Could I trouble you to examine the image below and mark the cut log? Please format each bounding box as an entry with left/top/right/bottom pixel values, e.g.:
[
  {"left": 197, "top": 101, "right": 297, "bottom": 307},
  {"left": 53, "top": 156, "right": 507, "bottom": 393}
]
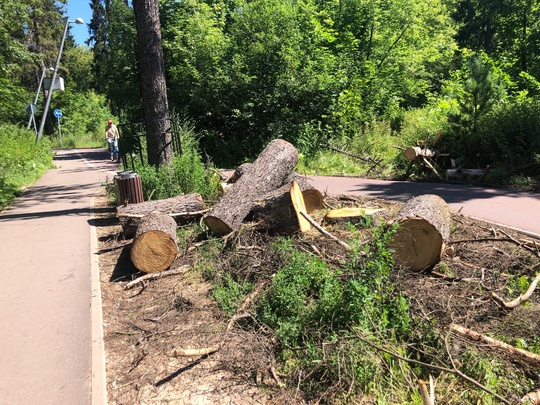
[
  {"left": 249, "top": 173, "right": 324, "bottom": 233},
  {"left": 391, "top": 194, "right": 451, "bottom": 271},
  {"left": 227, "top": 162, "right": 252, "bottom": 184},
  {"left": 130, "top": 212, "right": 179, "bottom": 273},
  {"left": 204, "top": 139, "right": 299, "bottom": 235},
  {"left": 117, "top": 194, "right": 205, "bottom": 238},
  {"left": 404, "top": 147, "right": 438, "bottom": 161},
  {"left": 290, "top": 180, "right": 311, "bottom": 233},
  {"left": 445, "top": 167, "right": 490, "bottom": 182},
  {"left": 323, "top": 207, "right": 385, "bottom": 224}
]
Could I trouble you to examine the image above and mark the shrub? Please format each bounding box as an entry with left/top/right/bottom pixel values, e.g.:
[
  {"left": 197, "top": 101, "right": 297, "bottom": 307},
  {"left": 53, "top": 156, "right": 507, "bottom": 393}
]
[{"left": 0, "top": 124, "right": 53, "bottom": 209}]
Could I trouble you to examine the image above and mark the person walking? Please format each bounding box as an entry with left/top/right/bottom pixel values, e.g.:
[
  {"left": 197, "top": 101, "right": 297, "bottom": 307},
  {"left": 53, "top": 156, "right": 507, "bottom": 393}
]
[{"left": 105, "top": 119, "right": 120, "bottom": 161}]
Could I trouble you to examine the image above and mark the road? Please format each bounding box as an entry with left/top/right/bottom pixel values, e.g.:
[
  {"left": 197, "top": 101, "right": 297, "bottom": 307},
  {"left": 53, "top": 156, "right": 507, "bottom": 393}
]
[
  {"left": 307, "top": 175, "right": 540, "bottom": 238},
  {"left": 0, "top": 149, "right": 538, "bottom": 405}
]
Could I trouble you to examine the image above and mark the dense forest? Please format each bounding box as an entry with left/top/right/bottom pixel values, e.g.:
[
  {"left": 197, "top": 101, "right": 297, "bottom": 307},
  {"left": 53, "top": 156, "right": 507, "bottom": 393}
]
[{"left": 1, "top": 0, "right": 540, "bottom": 185}]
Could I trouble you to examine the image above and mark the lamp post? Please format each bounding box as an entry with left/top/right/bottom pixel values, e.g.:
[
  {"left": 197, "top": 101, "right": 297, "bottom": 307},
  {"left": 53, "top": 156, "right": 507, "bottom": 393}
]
[
  {"left": 28, "top": 66, "right": 54, "bottom": 132},
  {"left": 36, "top": 17, "right": 84, "bottom": 143}
]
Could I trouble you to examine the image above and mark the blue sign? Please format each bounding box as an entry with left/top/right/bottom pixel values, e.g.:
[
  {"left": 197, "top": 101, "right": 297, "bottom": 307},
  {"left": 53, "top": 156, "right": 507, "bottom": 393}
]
[{"left": 53, "top": 109, "right": 62, "bottom": 118}]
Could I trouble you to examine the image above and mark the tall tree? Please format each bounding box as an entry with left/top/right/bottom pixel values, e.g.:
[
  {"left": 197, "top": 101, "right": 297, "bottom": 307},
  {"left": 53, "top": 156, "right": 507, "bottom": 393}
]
[{"left": 132, "top": 0, "right": 172, "bottom": 167}]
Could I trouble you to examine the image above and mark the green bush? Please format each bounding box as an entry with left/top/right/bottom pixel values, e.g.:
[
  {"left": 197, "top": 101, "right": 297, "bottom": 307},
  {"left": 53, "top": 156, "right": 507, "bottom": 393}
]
[
  {"left": 130, "top": 121, "right": 222, "bottom": 201},
  {"left": 255, "top": 225, "right": 414, "bottom": 399},
  {"left": 0, "top": 124, "right": 53, "bottom": 209}
]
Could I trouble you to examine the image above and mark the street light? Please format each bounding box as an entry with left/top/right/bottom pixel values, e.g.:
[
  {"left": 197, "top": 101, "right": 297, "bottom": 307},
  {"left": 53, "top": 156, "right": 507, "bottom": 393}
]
[
  {"left": 28, "top": 66, "right": 54, "bottom": 132},
  {"left": 36, "top": 17, "right": 84, "bottom": 143}
]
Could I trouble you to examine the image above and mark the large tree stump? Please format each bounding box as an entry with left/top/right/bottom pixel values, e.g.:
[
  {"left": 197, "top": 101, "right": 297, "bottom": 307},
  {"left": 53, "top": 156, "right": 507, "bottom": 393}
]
[
  {"left": 391, "top": 194, "right": 450, "bottom": 271},
  {"left": 249, "top": 173, "right": 324, "bottom": 233},
  {"left": 117, "top": 193, "right": 205, "bottom": 238},
  {"left": 204, "top": 139, "right": 299, "bottom": 235},
  {"left": 130, "top": 213, "right": 179, "bottom": 273}
]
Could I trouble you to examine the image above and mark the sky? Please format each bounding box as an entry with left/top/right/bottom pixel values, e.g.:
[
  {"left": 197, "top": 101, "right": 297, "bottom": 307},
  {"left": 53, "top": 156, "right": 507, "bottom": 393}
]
[{"left": 66, "top": 1, "right": 93, "bottom": 46}]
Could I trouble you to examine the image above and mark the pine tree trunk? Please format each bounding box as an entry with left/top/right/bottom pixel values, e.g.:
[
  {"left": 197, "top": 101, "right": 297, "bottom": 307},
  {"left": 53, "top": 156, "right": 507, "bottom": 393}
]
[
  {"left": 204, "top": 139, "right": 299, "bottom": 235},
  {"left": 391, "top": 194, "right": 451, "bottom": 271},
  {"left": 130, "top": 213, "right": 178, "bottom": 273},
  {"left": 132, "top": 0, "right": 172, "bottom": 167}
]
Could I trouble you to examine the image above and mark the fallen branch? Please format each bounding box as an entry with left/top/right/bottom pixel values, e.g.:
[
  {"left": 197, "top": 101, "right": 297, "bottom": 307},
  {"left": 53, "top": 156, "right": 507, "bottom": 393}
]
[
  {"left": 418, "top": 376, "right": 435, "bottom": 405},
  {"left": 353, "top": 332, "right": 511, "bottom": 404},
  {"left": 300, "top": 210, "right": 354, "bottom": 252},
  {"left": 443, "top": 333, "right": 511, "bottom": 405},
  {"left": 173, "top": 346, "right": 219, "bottom": 357},
  {"left": 117, "top": 209, "right": 209, "bottom": 219},
  {"left": 489, "top": 264, "right": 540, "bottom": 309},
  {"left": 450, "top": 324, "right": 540, "bottom": 365},
  {"left": 124, "top": 265, "right": 190, "bottom": 290},
  {"left": 226, "top": 281, "right": 267, "bottom": 332}
]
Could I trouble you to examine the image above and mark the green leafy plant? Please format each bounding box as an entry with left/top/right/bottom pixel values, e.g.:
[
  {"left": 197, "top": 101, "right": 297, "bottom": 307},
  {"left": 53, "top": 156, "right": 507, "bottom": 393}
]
[{"left": 0, "top": 124, "right": 53, "bottom": 209}]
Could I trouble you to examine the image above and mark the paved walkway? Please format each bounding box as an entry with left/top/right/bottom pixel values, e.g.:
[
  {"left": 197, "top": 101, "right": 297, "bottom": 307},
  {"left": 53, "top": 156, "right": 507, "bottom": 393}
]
[{"left": 0, "top": 149, "right": 116, "bottom": 405}]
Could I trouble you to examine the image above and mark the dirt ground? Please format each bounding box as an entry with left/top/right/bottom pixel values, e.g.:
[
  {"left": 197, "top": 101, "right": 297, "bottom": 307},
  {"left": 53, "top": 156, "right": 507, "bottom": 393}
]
[{"left": 93, "top": 187, "right": 540, "bottom": 404}]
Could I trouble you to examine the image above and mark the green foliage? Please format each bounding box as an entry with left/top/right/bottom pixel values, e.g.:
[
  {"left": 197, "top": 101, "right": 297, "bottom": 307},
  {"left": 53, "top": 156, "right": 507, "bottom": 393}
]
[
  {"left": 446, "top": 55, "right": 507, "bottom": 134},
  {"left": 48, "top": 89, "right": 112, "bottom": 147},
  {"left": 256, "top": 224, "right": 413, "bottom": 397},
  {"left": 212, "top": 273, "right": 253, "bottom": 316},
  {"left": 0, "top": 123, "right": 53, "bottom": 209},
  {"left": 130, "top": 122, "right": 221, "bottom": 201}
]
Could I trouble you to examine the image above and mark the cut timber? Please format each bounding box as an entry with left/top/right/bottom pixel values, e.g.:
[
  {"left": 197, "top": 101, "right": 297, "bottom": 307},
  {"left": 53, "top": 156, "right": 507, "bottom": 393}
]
[
  {"left": 392, "top": 194, "right": 450, "bottom": 271},
  {"left": 204, "top": 139, "right": 299, "bottom": 235},
  {"left": 445, "top": 167, "right": 490, "bottom": 182},
  {"left": 117, "top": 194, "right": 205, "bottom": 238},
  {"left": 249, "top": 173, "right": 324, "bottom": 233},
  {"left": 404, "top": 147, "right": 438, "bottom": 161},
  {"left": 323, "top": 207, "right": 384, "bottom": 224},
  {"left": 130, "top": 213, "right": 179, "bottom": 273},
  {"left": 290, "top": 180, "right": 311, "bottom": 233}
]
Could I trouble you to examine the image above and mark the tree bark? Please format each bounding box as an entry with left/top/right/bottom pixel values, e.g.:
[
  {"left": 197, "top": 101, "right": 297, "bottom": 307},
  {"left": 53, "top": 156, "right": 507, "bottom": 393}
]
[
  {"left": 132, "top": 0, "right": 172, "bottom": 167},
  {"left": 204, "top": 139, "right": 299, "bottom": 235},
  {"left": 130, "top": 213, "right": 178, "bottom": 273},
  {"left": 391, "top": 194, "right": 451, "bottom": 271},
  {"left": 249, "top": 173, "right": 323, "bottom": 233},
  {"left": 117, "top": 193, "right": 205, "bottom": 238}
]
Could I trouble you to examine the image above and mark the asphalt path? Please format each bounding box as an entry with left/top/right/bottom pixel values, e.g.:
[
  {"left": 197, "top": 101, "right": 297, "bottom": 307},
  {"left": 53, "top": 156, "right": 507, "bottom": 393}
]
[
  {"left": 0, "top": 148, "right": 116, "bottom": 405},
  {"left": 0, "top": 149, "right": 538, "bottom": 405},
  {"left": 306, "top": 175, "right": 540, "bottom": 238}
]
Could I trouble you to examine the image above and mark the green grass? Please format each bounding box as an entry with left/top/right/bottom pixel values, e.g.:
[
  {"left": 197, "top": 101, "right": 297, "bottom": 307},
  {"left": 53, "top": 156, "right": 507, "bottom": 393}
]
[{"left": 0, "top": 124, "right": 54, "bottom": 209}]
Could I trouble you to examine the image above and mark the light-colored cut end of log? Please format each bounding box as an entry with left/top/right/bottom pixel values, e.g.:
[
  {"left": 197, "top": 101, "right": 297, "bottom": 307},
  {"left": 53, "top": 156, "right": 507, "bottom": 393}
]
[
  {"left": 522, "top": 390, "right": 540, "bottom": 404},
  {"left": 404, "top": 147, "right": 420, "bottom": 161},
  {"left": 290, "top": 180, "right": 311, "bottom": 233},
  {"left": 393, "top": 218, "right": 446, "bottom": 271},
  {"left": 324, "top": 207, "right": 384, "bottom": 220},
  {"left": 203, "top": 215, "right": 233, "bottom": 236},
  {"left": 302, "top": 189, "right": 324, "bottom": 213},
  {"left": 130, "top": 230, "right": 178, "bottom": 273}
]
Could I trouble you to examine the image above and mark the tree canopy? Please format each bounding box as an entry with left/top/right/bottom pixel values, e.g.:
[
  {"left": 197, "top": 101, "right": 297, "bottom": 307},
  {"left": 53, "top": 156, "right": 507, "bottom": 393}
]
[{"left": 1, "top": 0, "right": 540, "bottom": 175}]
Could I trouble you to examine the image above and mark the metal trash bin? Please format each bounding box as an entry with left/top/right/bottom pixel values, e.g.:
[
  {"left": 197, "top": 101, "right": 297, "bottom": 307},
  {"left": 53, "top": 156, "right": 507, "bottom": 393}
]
[{"left": 114, "top": 171, "right": 144, "bottom": 205}]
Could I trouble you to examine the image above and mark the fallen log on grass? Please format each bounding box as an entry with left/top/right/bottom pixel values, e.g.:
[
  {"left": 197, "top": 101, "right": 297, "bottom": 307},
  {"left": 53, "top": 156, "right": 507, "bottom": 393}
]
[
  {"left": 204, "top": 139, "right": 299, "bottom": 235},
  {"left": 391, "top": 194, "right": 451, "bottom": 271},
  {"left": 117, "top": 194, "right": 205, "bottom": 238},
  {"left": 249, "top": 175, "right": 323, "bottom": 233},
  {"left": 130, "top": 213, "right": 179, "bottom": 273},
  {"left": 323, "top": 207, "right": 385, "bottom": 224}
]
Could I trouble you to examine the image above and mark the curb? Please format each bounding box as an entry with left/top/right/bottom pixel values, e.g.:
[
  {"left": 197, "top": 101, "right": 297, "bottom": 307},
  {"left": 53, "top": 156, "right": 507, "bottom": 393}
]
[{"left": 90, "top": 194, "right": 108, "bottom": 404}]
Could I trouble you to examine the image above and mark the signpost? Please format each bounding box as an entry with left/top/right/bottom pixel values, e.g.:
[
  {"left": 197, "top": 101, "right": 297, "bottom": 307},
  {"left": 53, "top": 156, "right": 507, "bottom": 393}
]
[{"left": 54, "top": 109, "right": 63, "bottom": 147}]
